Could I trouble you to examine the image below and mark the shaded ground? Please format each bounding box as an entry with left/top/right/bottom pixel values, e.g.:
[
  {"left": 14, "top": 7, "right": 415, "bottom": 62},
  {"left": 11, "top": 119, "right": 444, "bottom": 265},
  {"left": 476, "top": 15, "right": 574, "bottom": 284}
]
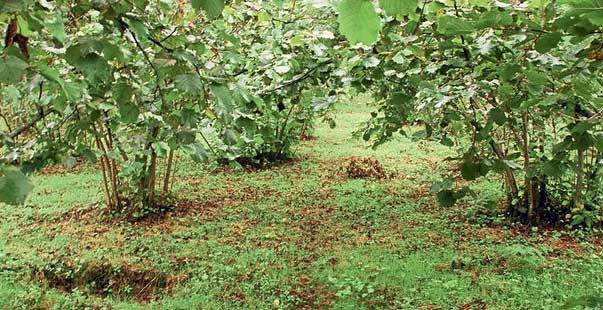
[{"left": 1, "top": 103, "right": 603, "bottom": 309}]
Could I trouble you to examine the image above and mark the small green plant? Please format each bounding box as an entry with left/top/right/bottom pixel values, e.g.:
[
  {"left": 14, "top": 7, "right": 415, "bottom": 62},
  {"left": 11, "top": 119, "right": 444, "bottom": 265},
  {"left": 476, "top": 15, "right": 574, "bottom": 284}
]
[
  {"left": 328, "top": 276, "right": 376, "bottom": 299},
  {"left": 569, "top": 206, "right": 602, "bottom": 229},
  {"left": 497, "top": 245, "right": 545, "bottom": 271}
]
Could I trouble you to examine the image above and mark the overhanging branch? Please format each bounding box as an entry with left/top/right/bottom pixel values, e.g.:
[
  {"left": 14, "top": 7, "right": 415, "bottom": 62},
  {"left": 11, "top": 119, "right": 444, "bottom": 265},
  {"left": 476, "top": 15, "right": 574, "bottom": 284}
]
[
  {"left": 258, "top": 60, "right": 333, "bottom": 96},
  {"left": 6, "top": 108, "right": 56, "bottom": 140}
]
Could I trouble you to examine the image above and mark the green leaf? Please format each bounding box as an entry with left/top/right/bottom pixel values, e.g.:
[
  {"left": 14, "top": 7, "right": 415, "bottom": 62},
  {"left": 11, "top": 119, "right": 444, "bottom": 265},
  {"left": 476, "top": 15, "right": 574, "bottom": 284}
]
[
  {"left": 0, "top": 0, "right": 26, "bottom": 13},
  {"left": 183, "top": 143, "right": 209, "bottom": 162},
  {"left": 585, "top": 11, "right": 603, "bottom": 26},
  {"left": 46, "top": 15, "right": 67, "bottom": 44},
  {"left": 526, "top": 70, "right": 549, "bottom": 86},
  {"left": 503, "top": 160, "right": 523, "bottom": 170},
  {"left": 460, "top": 160, "right": 481, "bottom": 181},
  {"left": 119, "top": 103, "right": 139, "bottom": 124},
  {"left": 573, "top": 76, "right": 595, "bottom": 99},
  {"left": 561, "top": 295, "right": 603, "bottom": 309},
  {"left": 525, "top": 69, "right": 548, "bottom": 94},
  {"left": 176, "top": 130, "right": 197, "bottom": 144},
  {"left": 437, "top": 16, "right": 474, "bottom": 36},
  {"left": 595, "top": 134, "right": 603, "bottom": 152},
  {"left": 337, "top": 0, "right": 382, "bottom": 45},
  {"left": 0, "top": 56, "right": 28, "bottom": 84},
  {"left": 17, "top": 16, "right": 33, "bottom": 36},
  {"left": 191, "top": 0, "right": 225, "bottom": 19},
  {"left": 498, "top": 64, "right": 522, "bottom": 81},
  {"left": 102, "top": 41, "right": 126, "bottom": 61},
  {"left": 175, "top": 74, "right": 203, "bottom": 94},
  {"left": 37, "top": 63, "right": 79, "bottom": 103},
  {"left": 543, "top": 159, "right": 565, "bottom": 178},
  {"left": 489, "top": 108, "right": 507, "bottom": 126},
  {"left": 571, "top": 121, "right": 593, "bottom": 134},
  {"left": 0, "top": 167, "right": 32, "bottom": 205},
  {"left": 112, "top": 82, "right": 133, "bottom": 104},
  {"left": 571, "top": 214, "right": 584, "bottom": 226},
  {"left": 210, "top": 83, "right": 233, "bottom": 112},
  {"left": 379, "top": 0, "right": 418, "bottom": 17},
  {"left": 62, "top": 81, "right": 83, "bottom": 104},
  {"left": 474, "top": 10, "right": 513, "bottom": 29},
  {"left": 152, "top": 142, "right": 171, "bottom": 157},
  {"left": 67, "top": 52, "right": 112, "bottom": 85},
  {"left": 430, "top": 178, "right": 454, "bottom": 193},
  {"left": 436, "top": 190, "right": 457, "bottom": 208},
  {"left": 223, "top": 128, "right": 238, "bottom": 145},
  {"left": 181, "top": 108, "right": 199, "bottom": 127},
  {"left": 37, "top": 64, "right": 63, "bottom": 85},
  {"left": 125, "top": 17, "right": 150, "bottom": 39},
  {"left": 534, "top": 32, "right": 562, "bottom": 53},
  {"left": 574, "top": 132, "right": 594, "bottom": 151}
]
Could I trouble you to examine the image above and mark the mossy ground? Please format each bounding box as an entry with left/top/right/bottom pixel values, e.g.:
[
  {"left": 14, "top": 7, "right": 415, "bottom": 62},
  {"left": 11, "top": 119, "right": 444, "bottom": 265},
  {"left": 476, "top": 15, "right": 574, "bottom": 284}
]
[{"left": 1, "top": 103, "right": 603, "bottom": 309}]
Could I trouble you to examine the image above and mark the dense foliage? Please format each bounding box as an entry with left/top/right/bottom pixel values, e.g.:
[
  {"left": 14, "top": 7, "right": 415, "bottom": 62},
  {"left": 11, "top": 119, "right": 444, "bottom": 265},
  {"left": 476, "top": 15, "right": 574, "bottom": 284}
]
[
  {"left": 0, "top": 0, "right": 337, "bottom": 214},
  {"left": 336, "top": 0, "right": 603, "bottom": 226},
  {"left": 2, "top": 0, "right": 603, "bottom": 227}
]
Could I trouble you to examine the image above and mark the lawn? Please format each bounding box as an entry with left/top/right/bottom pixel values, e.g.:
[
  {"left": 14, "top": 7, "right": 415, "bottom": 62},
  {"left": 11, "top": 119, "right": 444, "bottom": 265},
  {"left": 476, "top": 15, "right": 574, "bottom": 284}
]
[{"left": 1, "top": 103, "right": 602, "bottom": 309}]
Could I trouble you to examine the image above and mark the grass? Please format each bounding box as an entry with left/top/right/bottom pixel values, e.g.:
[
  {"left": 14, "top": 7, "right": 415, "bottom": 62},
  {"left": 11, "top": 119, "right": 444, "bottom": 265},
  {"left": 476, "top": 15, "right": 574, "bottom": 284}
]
[{"left": 1, "top": 102, "right": 603, "bottom": 309}]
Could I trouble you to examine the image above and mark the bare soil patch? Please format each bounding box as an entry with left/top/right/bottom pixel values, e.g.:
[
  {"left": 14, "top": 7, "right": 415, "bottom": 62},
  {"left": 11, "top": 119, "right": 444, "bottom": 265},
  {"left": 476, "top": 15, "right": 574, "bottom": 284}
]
[{"left": 33, "top": 260, "right": 186, "bottom": 303}]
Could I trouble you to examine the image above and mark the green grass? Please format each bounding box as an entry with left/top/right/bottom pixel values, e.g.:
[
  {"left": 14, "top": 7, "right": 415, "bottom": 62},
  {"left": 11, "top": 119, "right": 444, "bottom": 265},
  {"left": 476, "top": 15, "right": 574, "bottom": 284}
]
[{"left": 1, "top": 102, "right": 603, "bottom": 309}]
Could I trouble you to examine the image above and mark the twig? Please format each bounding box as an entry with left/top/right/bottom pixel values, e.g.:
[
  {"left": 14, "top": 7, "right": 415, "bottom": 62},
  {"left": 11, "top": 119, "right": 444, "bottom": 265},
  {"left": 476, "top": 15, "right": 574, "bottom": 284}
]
[
  {"left": 413, "top": 0, "right": 428, "bottom": 35},
  {"left": 4, "top": 108, "right": 55, "bottom": 140},
  {"left": 258, "top": 60, "right": 333, "bottom": 95}
]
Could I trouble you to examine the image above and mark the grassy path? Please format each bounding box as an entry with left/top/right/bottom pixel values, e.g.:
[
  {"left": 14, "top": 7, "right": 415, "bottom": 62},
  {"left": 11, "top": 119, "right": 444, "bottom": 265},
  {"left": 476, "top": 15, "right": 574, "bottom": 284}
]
[{"left": 1, "top": 103, "right": 603, "bottom": 309}]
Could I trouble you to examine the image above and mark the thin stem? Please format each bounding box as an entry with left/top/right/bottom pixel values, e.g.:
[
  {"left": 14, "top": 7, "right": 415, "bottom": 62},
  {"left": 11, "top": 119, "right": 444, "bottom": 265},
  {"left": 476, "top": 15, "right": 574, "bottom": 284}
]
[
  {"left": 0, "top": 109, "right": 12, "bottom": 132},
  {"left": 276, "top": 99, "right": 297, "bottom": 157},
  {"left": 522, "top": 112, "right": 535, "bottom": 222},
  {"left": 93, "top": 125, "right": 116, "bottom": 208},
  {"left": 413, "top": 0, "right": 428, "bottom": 35},
  {"left": 162, "top": 149, "right": 174, "bottom": 202},
  {"left": 575, "top": 149, "right": 585, "bottom": 207},
  {"left": 259, "top": 60, "right": 333, "bottom": 95}
]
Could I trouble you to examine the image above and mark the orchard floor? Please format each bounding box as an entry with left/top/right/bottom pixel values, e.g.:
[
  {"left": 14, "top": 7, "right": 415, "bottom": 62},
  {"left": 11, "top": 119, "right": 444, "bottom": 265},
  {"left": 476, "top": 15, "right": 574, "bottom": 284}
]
[{"left": 2, "top": 103, "right": 603, "bottom": 310}]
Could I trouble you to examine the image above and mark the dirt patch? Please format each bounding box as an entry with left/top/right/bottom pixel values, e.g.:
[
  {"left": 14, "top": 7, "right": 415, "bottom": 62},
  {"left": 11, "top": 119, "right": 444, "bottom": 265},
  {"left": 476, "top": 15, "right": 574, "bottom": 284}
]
[
  {"left": 418, "top": 305, "right": 444, "bottom": 310},
  {"left": 458, "top": 300, "right": 487, "bottom": 310},
  {"left": 590, "top": 234, "right": 603, "bottom": 250},
  {"left": 34, "top": 260, "right": 186, "bottom": 303},
  {"left": 344, "top": 157, "right": 388, "bottom": 180},
  {"left": 289, "top": 275, "right": 335, "bottom": 309},
  {"left": 291, "top": 205, "right": 344, "bottom": 251},
  {"left": 39, "top": 158, "right": 90, "bottom": 175},
  {"left": 472, "top": 227, "right": 508, "bottom": 244},
  {"left": 218, "top": 155, "right": 308, "bottom": 171},
  {"left": 407, "top": 183, "right": 431, "bottom": 201},
  {"left": 545, "top": 235, "right": 584, "bottom": 257},
  {"left": 43, "top": 199, "right": 224, "bottom": 229},
  {"left": 128, "top": 200, "right": 224, "bottom": 227},
  {"left": 26, "top": 200, "right": 225, "bottom": 250},
  {"left": 179, "top": 177, "right": 278, "bottom": 205}
]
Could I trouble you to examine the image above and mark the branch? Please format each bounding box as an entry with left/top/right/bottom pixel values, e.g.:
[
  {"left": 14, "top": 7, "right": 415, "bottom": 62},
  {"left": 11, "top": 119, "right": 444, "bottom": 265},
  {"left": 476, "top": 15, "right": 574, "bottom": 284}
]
[
  {"left": 148, "top": 35, "right": 173, "bottom": 52},
  {"left": 258, "top": 60, "right": 333, "bottom": 96},
  {"left": 6, "top": 108, "right": 55, "bottom": 140},
  {"left": 123, "top": 21, "right": 166, "bottom": 105},
  {"left": 453, "top": 0, "right": 471, "bottom": 62},
  {"left": 159, "top": 27, "right": 179, "bottom": 43},
  {"left": 0, "top": 110, "right": 12, "bottom": 133},
  {"left": 413, "top": 0, "right": 428, "bottom": 35}
]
